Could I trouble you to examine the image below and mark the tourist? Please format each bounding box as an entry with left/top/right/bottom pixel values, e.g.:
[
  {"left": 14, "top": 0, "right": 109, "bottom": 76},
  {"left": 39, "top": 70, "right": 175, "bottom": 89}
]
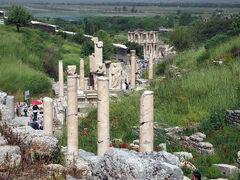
[
  {"left": 125, "top": 79, "right": 129, "bottom": 90},
  {"left": 29, "top": 114, "right": 40, "bottom": 130},
  {"left": 32, "top": 104, "right": 39, "bottom": 120},
  {"left": 23, "top": 103, "right": 28, "bottom": 117},
  {"left": 192, "top": 171, "right": 201, "bottom": 180},
  {"left": 16, "top": 100, "right": 21, "bottom": 117}
]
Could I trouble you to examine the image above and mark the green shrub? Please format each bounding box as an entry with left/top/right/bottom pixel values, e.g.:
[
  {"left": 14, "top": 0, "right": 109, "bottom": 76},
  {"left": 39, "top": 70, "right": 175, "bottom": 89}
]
[
  {"left": 196, "top": 50, "right": 210, "bottom": 64},
  {"left": 205, "top": 34, "right": 229, "bottom": 50},
  {"left": 207, "top": 166, "right": 222, "bottom": 179},
  {"left": 156, "top": 63, "right": 166, "bottom": 75}
]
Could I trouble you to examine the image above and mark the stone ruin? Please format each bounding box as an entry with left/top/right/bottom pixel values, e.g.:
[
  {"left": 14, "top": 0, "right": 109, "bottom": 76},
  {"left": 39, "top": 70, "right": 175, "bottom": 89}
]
[
  {"left": 0, "top": 90, "right": 14, "bottom": 121},
  {"left": 226, "top": 110, "right": 240, "bottom": 126},
  {"left": 128, "top": 30, "right": 176, "bottom": 60},
  {"left": 0, "top": 82, "right": 184, "bottom": 179}
]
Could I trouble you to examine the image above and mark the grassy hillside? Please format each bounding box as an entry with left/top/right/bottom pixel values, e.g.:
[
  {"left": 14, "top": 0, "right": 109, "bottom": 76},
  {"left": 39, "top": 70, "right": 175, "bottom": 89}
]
[
  {"left": 0, "top": 24, "right": 87, "bottom": 100},
  {"left": 58, "top": 34, "right": 240, "bottom": 179}
]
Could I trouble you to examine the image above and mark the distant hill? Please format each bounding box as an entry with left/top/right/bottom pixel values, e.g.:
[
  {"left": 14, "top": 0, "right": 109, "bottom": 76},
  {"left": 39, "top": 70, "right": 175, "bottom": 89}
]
[{"left": 2, "top": 0, "right": 240, "bottom": 3}]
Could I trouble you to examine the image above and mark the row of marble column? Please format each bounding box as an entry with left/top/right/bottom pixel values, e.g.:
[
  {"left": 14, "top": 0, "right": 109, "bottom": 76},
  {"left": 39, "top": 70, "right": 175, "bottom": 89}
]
[
  {"left": 58, "top": 51, "right": 153, "bottom": 95},
  {"left": 43, "top": 74, "right": 154, "bottom": 157}
]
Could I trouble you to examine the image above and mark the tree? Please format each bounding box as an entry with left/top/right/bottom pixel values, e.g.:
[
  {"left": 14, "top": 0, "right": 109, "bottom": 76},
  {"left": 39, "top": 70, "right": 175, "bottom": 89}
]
[
  {"left": 6, "top": 5, "right": 32, "bottom": 32},
  {"left": 179, "top": 12, "right": 192, "bottom": 26},
  {"left": 169, "top": 26, "right": 196, "bottom": 51},
  {"left": 125, "top": 42, "right": 143, "bottom": 59}
]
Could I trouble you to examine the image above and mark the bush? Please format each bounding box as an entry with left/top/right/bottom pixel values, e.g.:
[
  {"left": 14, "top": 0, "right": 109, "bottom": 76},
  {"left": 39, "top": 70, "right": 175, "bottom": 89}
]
[
  {"left": 207, "top": 166, "right": 222, "bottom": 179},
  {"left": 156, "top": 63, "right": 166, "bottom": 75},
  {"left": 196, "top": 50, "right": 210, "bottom": 64},
  {"left": 205, "top": 34, "right": 229, "bottom": 50}
]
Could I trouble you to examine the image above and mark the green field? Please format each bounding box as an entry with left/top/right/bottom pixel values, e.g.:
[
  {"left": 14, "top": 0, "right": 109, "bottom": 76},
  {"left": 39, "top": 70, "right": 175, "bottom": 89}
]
[{"left": 1, "top": 3, "right": 240, "bottom": 19}]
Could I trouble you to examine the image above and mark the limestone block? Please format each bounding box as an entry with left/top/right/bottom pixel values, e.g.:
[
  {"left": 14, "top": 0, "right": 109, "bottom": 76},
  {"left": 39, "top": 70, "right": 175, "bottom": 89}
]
[
  {"left": 0, "top": 145, "right": 21, "bottom": 167},
  {"left": 213, "top": 164, "right": 239, "bottom": 177},
  {"left": 6, "top": 96, "right": 15, "bottom": 120},
  {"left": 173, "top": 152, "right": 193, "bottom": 161},
  {"left": 67, "top": 65, "right": 76, "bottom": 76},
  {"left": 159, "top": 143, "right": 167, "bottom": 151}
]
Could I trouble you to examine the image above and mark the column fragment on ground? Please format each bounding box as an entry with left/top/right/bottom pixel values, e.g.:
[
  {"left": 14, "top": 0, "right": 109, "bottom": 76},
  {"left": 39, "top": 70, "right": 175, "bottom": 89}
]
[
  {"left": 59, "top": 60, "right": 64, "bottom": 97},
  {"left": 6, "top": 96, "right": 15, "bottom": 120},
  {"left": 79, "top": 58, "right": 85, "bottom": 90},
  {"left": 97, "top": 77, "right": 110, "bottom": 156},
  {"left": 140, "top": 91, "right": 154, "bottom": 152},
  {"left": 43, "top": 97, "right": 53, "bottom": 135},
  {"left": 149, "top": 53, "right": 153, "bottom": 80},
  {"left": 130, "top": 50, "right": 136, "bottom": 89},
  {"left": 67, "top": 66, "right": 78, "bottom": 156}
]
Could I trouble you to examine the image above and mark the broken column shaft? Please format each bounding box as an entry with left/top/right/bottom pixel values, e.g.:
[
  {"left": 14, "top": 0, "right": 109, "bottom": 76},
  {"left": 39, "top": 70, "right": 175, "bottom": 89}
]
[
  {"left": 97, "top": 77, "right": 110, "bottom": 156},
  {"left": 140, "top": 91, "right": 154, "bottom": 152}
]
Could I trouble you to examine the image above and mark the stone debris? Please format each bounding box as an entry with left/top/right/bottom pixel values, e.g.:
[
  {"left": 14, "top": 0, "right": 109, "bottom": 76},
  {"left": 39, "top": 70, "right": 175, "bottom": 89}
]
[
  {"left": 1, "top": 119, "right": 58, "bottom": 156},
  {"left": 62, "top": 147, "right": 183, "bottom": 180},
  {"left": 159, "top": 143, "right": 167, "bottom": 151},
  {"left": 213, "top": 164, "right": 239, "bottom": 177},
  {"left": 226, "top": 110, "right": 240, "bottom": 126},
  {"left": 169, "top": 65, "right": 182, "bottom": 78},
  {"left": 173, "top": 152, "right": 193, "bottom": 161},
  {"left": 0, "top": 145, "right": 22, "bottom": 167}
]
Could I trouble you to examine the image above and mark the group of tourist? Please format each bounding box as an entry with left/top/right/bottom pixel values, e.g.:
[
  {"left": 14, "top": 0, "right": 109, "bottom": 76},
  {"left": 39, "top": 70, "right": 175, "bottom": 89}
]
[
  {"left": 16, "top": 101, "right": 28, "bottom": 117},
  {"left": 16, "top": 100, "right": 44, "bottom": 130}
]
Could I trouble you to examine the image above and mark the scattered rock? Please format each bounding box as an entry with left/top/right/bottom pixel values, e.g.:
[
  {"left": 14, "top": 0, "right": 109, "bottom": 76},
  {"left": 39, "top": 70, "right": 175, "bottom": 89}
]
[
  {"left": 159, "top": 143, "right": 167, "bottom": 151},
  {"left": 237, "top": 151, "right": 240, "bottom": 164},
  {"left": 173, "top": 152, "right": 193, "bottom": 161},
  {"left": 213, "top": 164, "right": 239, "bottom": 177},
  {"left": 0, "top": 145, "right": 21, "bottom": 167}
]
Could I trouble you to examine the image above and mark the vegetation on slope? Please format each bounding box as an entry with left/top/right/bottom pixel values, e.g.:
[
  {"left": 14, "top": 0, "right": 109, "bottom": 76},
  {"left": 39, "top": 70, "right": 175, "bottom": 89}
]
[{"left": 0, "top": 24, "right": 87, "bottom": 99}]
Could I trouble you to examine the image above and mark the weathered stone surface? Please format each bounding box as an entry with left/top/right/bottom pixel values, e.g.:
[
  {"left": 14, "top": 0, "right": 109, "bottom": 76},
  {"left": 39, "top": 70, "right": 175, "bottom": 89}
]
[
  {"left": 0, "top": 104, "right": 11, "bottom": 121},
  {"left": 213, "top": 164, "right": 239, "bottom": 177},
  {"left": 159, "top": 143, "right": 167, "bottom": 151},
  {"left": 0, "top": 145, "right": 21, "bottom": 167},
  {"left": 183, "top": 176, "right": 191, "bottom": 180},
  {"left": 0, "top": 91, "right": 7, "bottom": 104},
  {"left": 237, "top": 151, "right": 240, "bottom": 164},
  {"left": 226, "top": 110, "right": 240, "bottom": 126},
  {"left": 173, "top": 152, "right": 193, "bottom": 161},
  {"left": 1, "top": 120, "right": 58, "bottom": 156},
  {"left": 0, "top": 136, "right": 8, "bottom": 146},
  {"left": 101, "top": 148, "right": 183, "bottom": 180}
]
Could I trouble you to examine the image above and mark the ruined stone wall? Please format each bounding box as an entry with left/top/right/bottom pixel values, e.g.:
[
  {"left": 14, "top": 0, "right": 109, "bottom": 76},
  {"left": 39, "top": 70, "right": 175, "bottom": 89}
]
[{"left": 226, "top": 110, "right": 240, "bottom": 126}]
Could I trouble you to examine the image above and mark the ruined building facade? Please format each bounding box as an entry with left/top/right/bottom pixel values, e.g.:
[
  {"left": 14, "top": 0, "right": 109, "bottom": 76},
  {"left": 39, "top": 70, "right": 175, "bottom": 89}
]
[{"left": 128, "top": 31, "right": 170, "bottom": 60}]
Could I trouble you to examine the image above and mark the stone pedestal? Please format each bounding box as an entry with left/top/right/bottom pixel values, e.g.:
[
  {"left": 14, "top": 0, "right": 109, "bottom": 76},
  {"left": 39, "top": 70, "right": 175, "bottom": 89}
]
[
  {"left": 149, "top": 54, "right": 153, "bottom": 80},
  {"left": 6, "top": 96, "right": 15, "bottom": 120},
  {"left": 97, "top": 77, "right": 110, "bottom": 156},
  {"left": 130, "top": 50, "right": 136, "bottom": 89},
  {"left": 140, "top": 91, "right": 154, "bottom": 152},
  {"left": 79, "top": 59, "right": 85, "bottom": 90},
  {"left": 59, "top": 60, "right": 64, "bottom": 97},
  {"left": 43, "top": 97, "right": 53, "bottom": 135},
  {"left": 67, "top": 66, "right": 78, "bottom": 156}
]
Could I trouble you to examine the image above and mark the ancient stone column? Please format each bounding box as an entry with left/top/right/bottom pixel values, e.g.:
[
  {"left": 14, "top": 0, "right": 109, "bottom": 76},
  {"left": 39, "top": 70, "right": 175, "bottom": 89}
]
[
  {"left": 43, "top": 97, "right": 53, "bottom": 135},
  {"left": 149, "top": 53, "right": 153, "bottom": 80},
  {"left": 130, "top": 50, "right": 136, "bottom": 89},
  {"left": 6, "top": 96, "right": 15, "bottom": 120},
  {"left": 59, "top": 60, "right": 64, "bottom": 97},
  {"left": 97, "top": 77, "right": 110, "bottom": 156},
  {"left": 140, "top": 91, "right": 154, "bottom": 153},
  {"left": 79, "top": 58, "right": 85, "bottom": 91},
  {"left": 67, "top": 66, "right": 78, "bottom": 156}
]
